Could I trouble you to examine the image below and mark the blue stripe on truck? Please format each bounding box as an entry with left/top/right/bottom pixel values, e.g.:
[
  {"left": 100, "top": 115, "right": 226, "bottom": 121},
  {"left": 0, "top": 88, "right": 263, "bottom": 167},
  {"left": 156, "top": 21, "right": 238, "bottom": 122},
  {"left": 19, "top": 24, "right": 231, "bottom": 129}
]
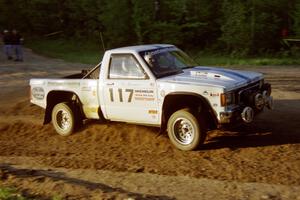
[{"left": 196, "top": 67, "right": 251, "bottom": 82}]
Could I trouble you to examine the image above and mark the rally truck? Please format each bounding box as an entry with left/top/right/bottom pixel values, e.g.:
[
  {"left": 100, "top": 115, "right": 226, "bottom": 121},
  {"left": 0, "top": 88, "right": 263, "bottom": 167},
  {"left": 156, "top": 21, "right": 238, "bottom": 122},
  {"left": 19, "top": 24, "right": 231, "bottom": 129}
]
[{"left": 30, "top": 44, "right": 273, "bottom": 151}]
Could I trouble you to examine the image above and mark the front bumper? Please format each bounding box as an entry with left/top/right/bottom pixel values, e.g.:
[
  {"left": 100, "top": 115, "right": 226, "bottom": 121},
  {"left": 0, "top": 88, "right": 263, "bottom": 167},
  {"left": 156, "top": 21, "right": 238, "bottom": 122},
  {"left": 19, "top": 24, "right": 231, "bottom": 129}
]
[
  {"left": 219, "top": 84, "right": 273, "bottom": 125},
  {"left": 219, "top": 108, "right": 243, "bottom": 124}
]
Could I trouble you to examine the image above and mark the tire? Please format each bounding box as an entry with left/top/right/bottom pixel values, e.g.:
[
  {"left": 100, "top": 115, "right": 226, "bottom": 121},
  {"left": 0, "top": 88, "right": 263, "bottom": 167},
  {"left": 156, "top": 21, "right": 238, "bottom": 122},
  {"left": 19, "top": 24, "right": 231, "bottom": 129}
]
[
  {"left": 52, "top": 102, "right": 75, "bottom": 136},
  {"left": 167, "top": 108, "right": 206, "bottom": 151}
]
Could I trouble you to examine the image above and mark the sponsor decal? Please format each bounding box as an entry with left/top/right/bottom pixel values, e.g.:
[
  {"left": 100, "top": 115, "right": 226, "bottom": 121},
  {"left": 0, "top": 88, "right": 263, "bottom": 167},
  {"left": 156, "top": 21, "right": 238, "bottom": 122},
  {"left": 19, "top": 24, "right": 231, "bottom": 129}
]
[
  {"left": 134, "top": 89, "right": 155, "bottom": 101},
  {"left": 32, "top": 87, "right": 45, "bottom": 100},
  {"left": 210, "top": 92, "right": 220, "bottom": 97},
  {"left": 134, "top": 89, "right": 154, "bottom": 94},
  {"left": 191, "top": 71, "right": 208, "bottom": 77},
  {"left": 48, "top": 81, "right": 80, "bottom": 87},
  {"left": 135, "top": 97, "right": 155, "bottom": 101},
  {"left": 148, "top": 110, "right": 158, "bottom": 114},
  {"left": 84, "top": 107, "right": 98, "bottom": 113}
]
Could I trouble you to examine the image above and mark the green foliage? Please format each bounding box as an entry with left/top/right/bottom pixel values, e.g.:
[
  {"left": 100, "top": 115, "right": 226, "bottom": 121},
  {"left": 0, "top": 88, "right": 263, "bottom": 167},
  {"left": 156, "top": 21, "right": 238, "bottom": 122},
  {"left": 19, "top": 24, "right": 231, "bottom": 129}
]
[
  {"left": 0, "top": 187, "right": 30, "bottom": 200},
  {"left": 26, "top": 38, "right": 300, "bottom": 66},
  {"left": 51, "top": 195, "right": 63, "bottom": 200},
  {"left": 220, "top": 0, "right": 251, "bottom": 55},
  {"left": 183, "top": 0, "right": 222, "bottom": 48},
  {"left": 194, "top": 53, "right": 300, "bottom": 66},
  {"left": 250, "top": 0, "right": 287, "bottom": 52},
  {"left": 293, "top": 0, "right": 300, "bottom": 36},
  {"left": 27, "top": 38, "right": 102, "bottom": 64},
  {"left": 131, "top": 0, "right": 155, "bottom": 44},
  {"left": 101, "top": 0, "right": 135, "bottom": 47},
  {"left": 220, "top": 0, "right": 289, "bottom": 55},
  {"left": 25, "top": 39, "right": 103, "bottom": 64},
  {"left": 0, "top": 186, "right": 63, "bottom": 200},
  {"left": 148, "top": 22, "right": 182, "bottom": 45},
  {"left": 0, "top": 0, "right": 298, "bottom": 55}
]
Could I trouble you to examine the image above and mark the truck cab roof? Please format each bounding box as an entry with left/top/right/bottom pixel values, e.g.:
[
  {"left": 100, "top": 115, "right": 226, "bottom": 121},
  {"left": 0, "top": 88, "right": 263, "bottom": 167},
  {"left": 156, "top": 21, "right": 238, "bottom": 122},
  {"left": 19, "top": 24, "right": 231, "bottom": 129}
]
[{"left": 108, "top": 44, "right": 174, "bottom": 54}]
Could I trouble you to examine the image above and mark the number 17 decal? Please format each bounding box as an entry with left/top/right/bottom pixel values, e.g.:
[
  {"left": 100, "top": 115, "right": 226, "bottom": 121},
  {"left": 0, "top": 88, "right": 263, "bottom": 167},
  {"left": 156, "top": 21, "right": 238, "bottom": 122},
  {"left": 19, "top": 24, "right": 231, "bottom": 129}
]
[{"left": 109, "top": 88, "right": 133, "bottom": 102}]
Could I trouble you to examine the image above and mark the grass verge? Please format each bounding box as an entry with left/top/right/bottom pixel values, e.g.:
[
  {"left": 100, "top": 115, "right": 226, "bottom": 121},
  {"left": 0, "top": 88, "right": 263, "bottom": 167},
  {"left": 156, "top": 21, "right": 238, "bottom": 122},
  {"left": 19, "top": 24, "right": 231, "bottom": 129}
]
[
  {"left": 26, "top": 39, "right": 300, "bottom": 66},
  {"left": 0, "top": 186, "right": 62, "bottom": 200},
  {"left": 0, "top": 186, "right": 32, "bottom": 200},
  {"left": 26, "top": 38, "right": 103, "bottom": 64},
  {"left": 191, "top": 52, "right": 300, "bottom": 66}
]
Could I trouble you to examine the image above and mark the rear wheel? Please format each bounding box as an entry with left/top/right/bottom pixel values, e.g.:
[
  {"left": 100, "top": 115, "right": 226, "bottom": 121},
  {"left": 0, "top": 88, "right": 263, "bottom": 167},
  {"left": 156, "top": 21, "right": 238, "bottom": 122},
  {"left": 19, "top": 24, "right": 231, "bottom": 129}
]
[
  {"left": 52, "top": 102, "right": 75, "bottom": 136},
  {"left": 167, "top": 108, "right": 206, "bottom": 151}
]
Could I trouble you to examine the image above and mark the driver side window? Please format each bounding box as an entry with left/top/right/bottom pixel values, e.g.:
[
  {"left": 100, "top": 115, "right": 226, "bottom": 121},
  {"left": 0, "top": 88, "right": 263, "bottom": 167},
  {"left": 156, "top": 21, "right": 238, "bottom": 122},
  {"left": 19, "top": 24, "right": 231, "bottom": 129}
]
[{"left": 109, "top": 54, "right": 147, "bottom": 79}]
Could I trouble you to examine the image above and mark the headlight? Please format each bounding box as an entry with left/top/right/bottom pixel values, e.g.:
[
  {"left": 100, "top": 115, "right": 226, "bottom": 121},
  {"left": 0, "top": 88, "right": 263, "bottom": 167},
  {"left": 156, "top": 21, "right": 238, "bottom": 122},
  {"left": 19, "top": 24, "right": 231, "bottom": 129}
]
[{"left": 221, "top": 92, "right": 234, "bottom": 106}]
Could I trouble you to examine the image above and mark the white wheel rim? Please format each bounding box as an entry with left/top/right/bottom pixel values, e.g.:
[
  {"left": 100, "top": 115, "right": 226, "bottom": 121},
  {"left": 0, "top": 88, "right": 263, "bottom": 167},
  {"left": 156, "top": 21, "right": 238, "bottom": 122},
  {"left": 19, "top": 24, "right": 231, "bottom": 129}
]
[
  {"left": 173, "top": 118, "right": 195, "bottom": 145},
  {"left": 56, "top": 109, "right": 71, "bottom": 131}
]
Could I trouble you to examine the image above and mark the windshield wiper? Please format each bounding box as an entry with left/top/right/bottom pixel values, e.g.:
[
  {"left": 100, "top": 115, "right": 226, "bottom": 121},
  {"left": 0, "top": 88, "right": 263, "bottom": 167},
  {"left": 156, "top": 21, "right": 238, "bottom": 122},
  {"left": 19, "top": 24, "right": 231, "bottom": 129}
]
[
  {"left": 182, "top": 65, "right": 195, "bottom": 69},
  {"left": 156, "top": 69, "right": 183, "bottom": 78}
]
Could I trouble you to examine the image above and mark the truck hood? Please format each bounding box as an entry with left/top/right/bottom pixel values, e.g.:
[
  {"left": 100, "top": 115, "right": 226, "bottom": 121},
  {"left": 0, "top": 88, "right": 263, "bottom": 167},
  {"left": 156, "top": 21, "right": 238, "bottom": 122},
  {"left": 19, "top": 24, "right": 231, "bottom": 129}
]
[{"left": 157, "top": 66, "right": 263, "bottom": 91}]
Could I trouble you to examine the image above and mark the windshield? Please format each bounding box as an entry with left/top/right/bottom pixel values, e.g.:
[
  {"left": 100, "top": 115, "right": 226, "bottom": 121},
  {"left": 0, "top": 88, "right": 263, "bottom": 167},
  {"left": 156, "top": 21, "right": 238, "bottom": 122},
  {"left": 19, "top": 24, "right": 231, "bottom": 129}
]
[{"left": 139, "top": 47, "right": 198, "bottom": 78}]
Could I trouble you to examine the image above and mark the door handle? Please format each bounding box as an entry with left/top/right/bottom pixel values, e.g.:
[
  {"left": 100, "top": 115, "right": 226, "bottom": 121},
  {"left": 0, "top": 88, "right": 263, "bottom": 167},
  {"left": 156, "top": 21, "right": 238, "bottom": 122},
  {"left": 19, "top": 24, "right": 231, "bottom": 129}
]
[{"left": 106, "top": 83, "right": 114, "bottom": 86}]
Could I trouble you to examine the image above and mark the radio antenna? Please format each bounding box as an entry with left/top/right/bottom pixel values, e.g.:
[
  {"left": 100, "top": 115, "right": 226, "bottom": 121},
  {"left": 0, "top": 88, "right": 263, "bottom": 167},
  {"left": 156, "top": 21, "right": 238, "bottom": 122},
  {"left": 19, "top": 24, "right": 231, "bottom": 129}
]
[{"left": 100, "top": 31, "right": 106, "bottom": 52}]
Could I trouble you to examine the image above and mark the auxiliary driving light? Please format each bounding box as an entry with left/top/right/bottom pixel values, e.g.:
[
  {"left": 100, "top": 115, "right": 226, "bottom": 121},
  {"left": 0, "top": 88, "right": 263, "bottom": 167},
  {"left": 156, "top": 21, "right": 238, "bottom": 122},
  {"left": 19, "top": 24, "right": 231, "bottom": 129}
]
[
  {"left": 254, "top": 93, "right": 264, "bottom": 110},
  {"left": 241, "top": 107, "right": 254, "bottom": 123},
  {"left": 262, "top": 90, "right": 274, "bottom": 110}
]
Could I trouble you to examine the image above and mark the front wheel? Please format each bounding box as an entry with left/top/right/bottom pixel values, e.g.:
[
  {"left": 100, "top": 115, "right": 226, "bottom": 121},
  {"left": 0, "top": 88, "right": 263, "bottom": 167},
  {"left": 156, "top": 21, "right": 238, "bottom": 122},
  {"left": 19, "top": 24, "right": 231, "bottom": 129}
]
[
  {"left": 167, "top": 109, "right": 206, "bottom": 151},
  {"left": 52, "top": 102, "right": 75, "bottom": 136}
]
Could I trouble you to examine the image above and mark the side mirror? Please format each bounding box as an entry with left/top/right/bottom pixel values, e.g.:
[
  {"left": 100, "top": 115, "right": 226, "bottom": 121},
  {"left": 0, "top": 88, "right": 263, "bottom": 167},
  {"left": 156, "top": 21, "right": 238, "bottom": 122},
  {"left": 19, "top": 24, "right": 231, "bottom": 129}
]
[{"left": 82, "top": 69, "right": 89, "bottom": 76}]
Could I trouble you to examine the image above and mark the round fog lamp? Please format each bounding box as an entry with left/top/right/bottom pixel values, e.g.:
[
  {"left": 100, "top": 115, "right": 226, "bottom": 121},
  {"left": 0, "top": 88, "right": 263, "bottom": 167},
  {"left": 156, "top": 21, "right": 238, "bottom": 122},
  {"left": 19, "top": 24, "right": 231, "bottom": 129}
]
[
  {"left": 241, "top": 107, "right": 254, "bottom": 123},
  {"left": 255, "top": 93, "right": 264, "bottom": 110}
]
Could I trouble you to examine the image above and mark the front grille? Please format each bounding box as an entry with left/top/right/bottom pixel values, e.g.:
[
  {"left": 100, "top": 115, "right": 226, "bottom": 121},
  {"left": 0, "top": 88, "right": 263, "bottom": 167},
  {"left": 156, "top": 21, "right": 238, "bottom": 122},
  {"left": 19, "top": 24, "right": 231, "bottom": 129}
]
[{"left": 234, "top": 81, "right": 260, "bottom": 104}]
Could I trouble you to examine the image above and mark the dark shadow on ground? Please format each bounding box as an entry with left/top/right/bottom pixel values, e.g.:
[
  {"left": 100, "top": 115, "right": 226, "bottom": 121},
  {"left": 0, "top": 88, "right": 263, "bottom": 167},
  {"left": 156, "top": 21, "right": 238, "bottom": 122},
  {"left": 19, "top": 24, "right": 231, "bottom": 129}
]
[{"left": 202, "top": 99, "right": 300, "bottom": 150}]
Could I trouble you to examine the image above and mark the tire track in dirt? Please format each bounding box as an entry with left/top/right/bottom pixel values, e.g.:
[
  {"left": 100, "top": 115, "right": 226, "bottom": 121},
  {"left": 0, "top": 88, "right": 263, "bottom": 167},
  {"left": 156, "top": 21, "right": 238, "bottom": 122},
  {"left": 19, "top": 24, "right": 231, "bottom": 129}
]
[{"left": 1, "top": 161, "right": 300, "bottom": 200}]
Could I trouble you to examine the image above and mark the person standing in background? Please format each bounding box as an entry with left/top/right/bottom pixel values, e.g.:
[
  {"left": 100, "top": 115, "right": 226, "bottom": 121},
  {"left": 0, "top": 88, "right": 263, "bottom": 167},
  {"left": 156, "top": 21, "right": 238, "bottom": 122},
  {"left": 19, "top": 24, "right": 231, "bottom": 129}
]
[
  {"left": 11, "top": 29, "right": 23, "bottom": 61},
  {"left": 2, "top": 30, "right": 13, "bottom": 60}
]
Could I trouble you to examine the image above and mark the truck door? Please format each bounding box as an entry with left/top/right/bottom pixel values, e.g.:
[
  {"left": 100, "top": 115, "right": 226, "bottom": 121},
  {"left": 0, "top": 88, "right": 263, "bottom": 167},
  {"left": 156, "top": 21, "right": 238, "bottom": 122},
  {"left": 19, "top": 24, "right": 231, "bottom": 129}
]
[{"left": 102, "top": 54, "right": 159, "bottom": 125}]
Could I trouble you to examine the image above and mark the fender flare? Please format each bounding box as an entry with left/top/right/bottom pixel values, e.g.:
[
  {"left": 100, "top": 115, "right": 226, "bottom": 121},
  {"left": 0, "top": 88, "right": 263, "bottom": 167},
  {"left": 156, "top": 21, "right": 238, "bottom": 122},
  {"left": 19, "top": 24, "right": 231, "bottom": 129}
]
[{"left": 160, "top": 92, "right": 218, "bottom": 132}]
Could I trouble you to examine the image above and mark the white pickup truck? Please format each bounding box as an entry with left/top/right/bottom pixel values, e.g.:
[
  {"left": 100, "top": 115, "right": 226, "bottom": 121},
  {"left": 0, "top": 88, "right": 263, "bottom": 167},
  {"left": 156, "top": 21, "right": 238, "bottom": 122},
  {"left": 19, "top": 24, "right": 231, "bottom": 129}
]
[{"left": 30, "top": 44, "right": 273, "bottom": 151}]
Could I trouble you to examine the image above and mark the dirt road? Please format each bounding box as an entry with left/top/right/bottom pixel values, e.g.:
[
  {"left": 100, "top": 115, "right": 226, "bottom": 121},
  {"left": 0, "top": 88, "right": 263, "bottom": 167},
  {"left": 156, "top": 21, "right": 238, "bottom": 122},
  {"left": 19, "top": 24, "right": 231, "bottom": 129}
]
[{"left": 0, "top": 49, "right": 300, "bottom": 199}]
